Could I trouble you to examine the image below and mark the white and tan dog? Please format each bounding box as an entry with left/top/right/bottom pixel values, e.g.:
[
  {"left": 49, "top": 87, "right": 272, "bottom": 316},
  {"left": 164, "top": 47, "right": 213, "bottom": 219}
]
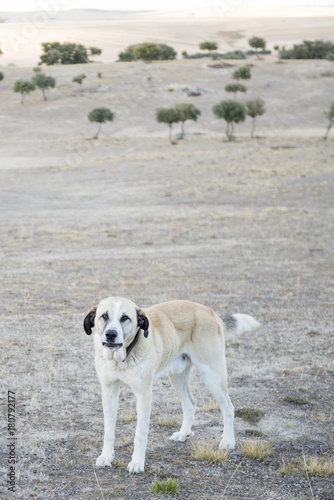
[{"left": 84, "top": 297, "right": 259, "bottom": 473}]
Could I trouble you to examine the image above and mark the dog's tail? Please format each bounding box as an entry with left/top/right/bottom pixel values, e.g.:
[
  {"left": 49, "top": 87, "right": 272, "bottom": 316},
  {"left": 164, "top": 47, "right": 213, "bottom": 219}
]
[{"left": 222, "top": 313, "right": 260, "bottom": 338}]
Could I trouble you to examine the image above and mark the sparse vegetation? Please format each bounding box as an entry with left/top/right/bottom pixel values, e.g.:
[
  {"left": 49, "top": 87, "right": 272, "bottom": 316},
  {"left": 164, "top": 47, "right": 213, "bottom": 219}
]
[
  {"left": 89, "top": 46, "right": 102, "bottom": 59},
  {"left": 191, "top": 442, "right": 228, "bottom": 463},
  {"left": 174, "top": 102, "right": 201, "bottom": 138},
  {"left": 280, "top": 39, "right": 334, "bottom": 60},
  {"left": 240, "top": 439, "right": 272, "bottom": 459},
  {"left": 232, "top": 65, "right": 252, "bottom": 80},
  {"left": 150, "top": 478, "right": 178, "bottom": 494},
  {"left": 72, "top": 73, "right": 87, "bottom": 90},
  {"left": 245, "top": 97, "right": 266, "bottom": 137},
  {"left": 248, "top": 36, "right": 266, "bottom": 59},
  {"left": 283, "top": 395, "right": 310, "bottom": 405},
  {"left": 279, "top": 457, "right": 334, "bottom": 477},
  {"left": 213, "top": 100, "right": 246, "bottom": 141},
  {"left": 235, "top": 407, "right": 264, "bottom": 423},
  {"left": 324, "top": 101, "right": 334, "bottom": 139},
  {"left": 225, "top": 82, "right": 247, "bottom": 98},
  {"left": 156, "top": 107, "right": 180, "bottom": 144},
  {"left": 13, "top": 79, "right": 35, "bottom": 104},
  {"left": 118, "top": 42, "right": 176, "bottom": 62},
  {"left": 88, "top": 107, "right": 115, "bottom": 139},
  {"left": 32, "top": 72, "right": 56, "bottom": 101},
  {"left": 39, "top": 42, "right": 90, "bottom": 65},
  {"left": 199, "top": 41, "right": 218, "bottom": 52}
]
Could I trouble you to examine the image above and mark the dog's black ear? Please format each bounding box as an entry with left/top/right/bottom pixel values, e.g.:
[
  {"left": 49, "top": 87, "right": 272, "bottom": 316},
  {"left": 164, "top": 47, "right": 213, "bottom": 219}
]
[
  {"left": 137, "top": 309, "right": 149, "bottom": 338},
  {"left": 83, "top": 306, "right": 97, "bottom": 335}
]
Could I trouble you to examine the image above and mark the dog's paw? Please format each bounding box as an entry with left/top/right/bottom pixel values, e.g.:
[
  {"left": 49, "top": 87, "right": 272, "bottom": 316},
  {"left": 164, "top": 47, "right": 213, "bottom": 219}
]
[
  {"left": 219, "top": 437, "right": 235, "bottom": 450},
  {"left": 170, "top": 430, "right": 194, "bottom": 442},
  {"left": 127, "top": 459, "right": 144, "bottom": 474},
  {"left": 96, "top": 453, "right": 114, "bottom": 467}
]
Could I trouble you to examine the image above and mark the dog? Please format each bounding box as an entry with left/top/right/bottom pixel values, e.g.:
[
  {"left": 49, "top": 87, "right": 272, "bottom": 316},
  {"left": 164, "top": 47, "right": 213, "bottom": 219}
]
[{"left": 83, "top": 296, "right": 259, "bottom": 473}]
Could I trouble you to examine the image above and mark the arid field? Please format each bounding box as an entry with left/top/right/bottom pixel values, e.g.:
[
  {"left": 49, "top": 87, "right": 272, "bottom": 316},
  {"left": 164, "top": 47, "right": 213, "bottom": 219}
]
[{"left": 0, "top": 8, "right": 334, "bottom": 500}]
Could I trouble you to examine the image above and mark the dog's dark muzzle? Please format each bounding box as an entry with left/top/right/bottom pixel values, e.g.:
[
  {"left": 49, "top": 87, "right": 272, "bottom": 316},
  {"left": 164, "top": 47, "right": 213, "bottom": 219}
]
[{"left": 102, "top": 329, "right": 123, "bottom": 350}]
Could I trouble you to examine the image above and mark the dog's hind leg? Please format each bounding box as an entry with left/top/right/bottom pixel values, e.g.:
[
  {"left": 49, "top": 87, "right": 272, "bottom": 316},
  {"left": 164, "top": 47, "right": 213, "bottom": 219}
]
[
  {"left": 169, "top": 360, "right": 196, "bottom": 442},
  {"left": 195, "top": 363, "right": 235, "bottom": 450}
]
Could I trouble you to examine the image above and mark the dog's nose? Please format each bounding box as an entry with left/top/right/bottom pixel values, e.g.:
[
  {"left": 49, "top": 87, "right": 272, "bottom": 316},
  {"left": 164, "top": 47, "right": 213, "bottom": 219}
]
[{"left": 105, "top": 330, "right": 118, "bottom": 342}]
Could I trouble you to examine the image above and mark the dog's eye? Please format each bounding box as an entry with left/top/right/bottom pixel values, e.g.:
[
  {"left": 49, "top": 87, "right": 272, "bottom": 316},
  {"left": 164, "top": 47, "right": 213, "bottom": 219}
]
[
  {"left": 120, "top": 315, "right": 130, "bottom": 322},
  {"left": 101, "top": 313, "right": 108, "bottom": 321}
]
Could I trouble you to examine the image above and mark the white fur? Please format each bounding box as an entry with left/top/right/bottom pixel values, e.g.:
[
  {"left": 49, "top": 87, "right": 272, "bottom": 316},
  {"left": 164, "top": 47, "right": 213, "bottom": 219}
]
[{"left": 87, "top": 297, "right": 260, "bottom": 474}]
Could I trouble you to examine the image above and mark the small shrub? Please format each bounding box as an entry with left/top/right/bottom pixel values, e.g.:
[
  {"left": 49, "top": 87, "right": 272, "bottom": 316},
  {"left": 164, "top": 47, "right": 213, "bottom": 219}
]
[
  {"left": 89, "top": 46, "right": 102, "bottom": 58},
  {"left": 234, "top": 407, "right": 264, "bottom": 423},
  {"left": 0, "top": 71, "right": 3, "bottom": 81},
  {"left": 191, "top": 442, "right": 228, "bottom": 464},
  {"left": 232, "top": 65, "right": 251, "bottom": 80},
  {"left": 240, "top": 439, "right": 272, "bottom": 459},
  {"left": 245, "top": 429, "right": 263, "bottom": 437},
  {"left": 283, "top": 395, "right": 310, "bottom": 405},
  {"left": 150, "top": 478, "right": 178, "bottom": 494},
  {"left": 72, "top": 73, "right": 86, "bottom": 89},
  {"left": 156, "top": 417, "right": 177, "bottom": 428}
]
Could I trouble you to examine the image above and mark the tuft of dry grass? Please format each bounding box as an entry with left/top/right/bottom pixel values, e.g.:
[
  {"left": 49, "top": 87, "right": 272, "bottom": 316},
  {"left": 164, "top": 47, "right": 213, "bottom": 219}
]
[
  {"left": 283, "top": 395, "right": 310, "bottom": 406},
  {"left": 191, "top": 442, "right": 228, "bottom": 464},
  {"left": 156, "top": 417, "right": 177, "bottom": 428},
  {"left": 240, "top": 439, "right": 272, "bottom": 459},
  {"left": 279, "top": 457, "right": 334, "bottom": 477},
  {"left": 304, "top": 457, "right": 334, "bottom": 477},
  {"left": 121, "top": 409, "right": 136, "bottom": 422},
  {"left": 198, "top": 398, "right": 220, "bottom": 412}
]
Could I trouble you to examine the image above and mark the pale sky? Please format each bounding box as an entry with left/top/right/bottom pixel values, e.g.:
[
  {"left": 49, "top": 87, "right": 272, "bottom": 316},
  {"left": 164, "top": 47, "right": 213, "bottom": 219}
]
[{"left": 0, "top": 0, "right": 333, "bottom": 12}]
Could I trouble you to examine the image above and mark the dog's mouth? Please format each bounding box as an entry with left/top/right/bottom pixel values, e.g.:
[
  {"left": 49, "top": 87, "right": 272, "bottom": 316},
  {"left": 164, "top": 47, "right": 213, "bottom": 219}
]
[{"left": 102, "top": 342, "right": 123, "bottom": 350}]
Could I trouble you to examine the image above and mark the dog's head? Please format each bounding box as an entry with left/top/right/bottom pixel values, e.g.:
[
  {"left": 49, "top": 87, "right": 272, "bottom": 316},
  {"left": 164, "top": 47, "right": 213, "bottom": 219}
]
[{"left": 83, "top": 297, "right": 149, "bottom": 361}]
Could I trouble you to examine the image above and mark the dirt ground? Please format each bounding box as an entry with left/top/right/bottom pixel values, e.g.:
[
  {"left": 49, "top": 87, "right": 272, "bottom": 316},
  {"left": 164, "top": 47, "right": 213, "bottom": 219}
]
[{"left": 1, "top": 29, "right": 334, "bottom": 500}]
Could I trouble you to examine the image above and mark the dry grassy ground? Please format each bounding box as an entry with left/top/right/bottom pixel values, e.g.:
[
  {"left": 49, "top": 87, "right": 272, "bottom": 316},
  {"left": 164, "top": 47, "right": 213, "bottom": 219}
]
[{"left": 0, "top": 50, "right": 334, "bottom": 499}]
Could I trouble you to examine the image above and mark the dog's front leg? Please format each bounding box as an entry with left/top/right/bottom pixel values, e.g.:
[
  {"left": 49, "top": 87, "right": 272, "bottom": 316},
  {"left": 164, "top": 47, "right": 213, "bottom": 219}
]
[
  {"left": 127, "top": 388, "right": 152, "bottom": 474},
  {"left": 96, "top": 381, "right": 120, "bottom": 467}
]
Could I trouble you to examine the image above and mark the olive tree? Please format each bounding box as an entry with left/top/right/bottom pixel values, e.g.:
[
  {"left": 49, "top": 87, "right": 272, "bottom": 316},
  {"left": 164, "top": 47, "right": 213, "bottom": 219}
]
[
  {"left": 225, "top": 83, "right": 247, "bottom": 99},
  {"left": 213, "top": 100, "right": 246, "bottom": 141},
  {"left": 199, "top": 41, "right": 218, "bottom": 52},
  {"left": 156, "top": 107, "right": 180, "bottom": 144},
  {"left": 72, "top": 73, "right": 86, "bottom": 90},
  {"left": 248, "top": 36, "right": 266, "bottom": 59},
  {"left": 245, "top": 97, "right": 266, "bottom": 138},
  {"left": 32, "top": 72, "right": 56, "bottom": 101},
  {"left": 13, "top": 79, "right": 35, "bottom": 104},
  {"left": 88, "top": 107, "right": 115, "bottom": 139},
  {"left": 324, "top": 101, "right": 334, "bottom": 140},
  {"left": 174, "top": 103, "right": 201, "bottom": 139},
  {"left": 232, "top": 65, "right": 251, "bottom": 81}
]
